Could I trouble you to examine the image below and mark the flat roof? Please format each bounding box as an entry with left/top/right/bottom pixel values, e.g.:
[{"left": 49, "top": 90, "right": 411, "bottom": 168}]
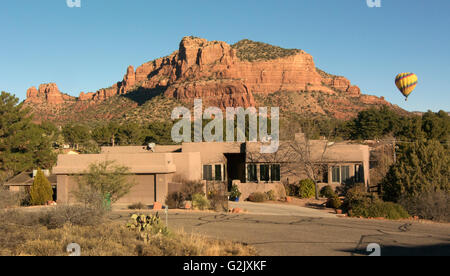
[{"left": 53, "top": 153, "right": 177, "bottom": 175}]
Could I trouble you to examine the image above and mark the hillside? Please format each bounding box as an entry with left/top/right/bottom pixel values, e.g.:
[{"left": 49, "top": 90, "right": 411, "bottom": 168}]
[{"left": 23, "top": 36, "right": 404, "bottom": 124}]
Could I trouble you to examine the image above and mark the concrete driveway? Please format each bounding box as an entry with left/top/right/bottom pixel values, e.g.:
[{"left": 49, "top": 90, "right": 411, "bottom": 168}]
[
  {"left": 112, "top": 202, "right": 450, "bottom": 256},
  {"left": 229, "top": 201, "right": 337, "bottom": 218},
  {"left": 165, "top": 212, "right": 450, "bottom": 256}
]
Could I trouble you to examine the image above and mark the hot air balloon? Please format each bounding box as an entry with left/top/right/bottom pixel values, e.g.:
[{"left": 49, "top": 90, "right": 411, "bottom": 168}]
[{"left": 395, "top": 73, "right": 418, "bottom": 101}]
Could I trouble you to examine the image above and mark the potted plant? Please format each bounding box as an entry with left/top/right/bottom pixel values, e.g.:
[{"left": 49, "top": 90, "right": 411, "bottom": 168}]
[{"left": 230, "top": 184, "right": 242, "bottom": 202}]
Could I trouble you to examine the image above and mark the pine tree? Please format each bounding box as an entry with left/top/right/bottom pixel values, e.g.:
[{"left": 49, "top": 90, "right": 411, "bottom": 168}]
[
  {"left": 0, "top": 91, "right": 56, "bottom": 182},
  {"left": 30, "top": 168, "right": 53, "bottom": 205}
]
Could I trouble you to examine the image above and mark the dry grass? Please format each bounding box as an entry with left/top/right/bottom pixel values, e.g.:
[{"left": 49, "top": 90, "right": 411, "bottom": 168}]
[{"left": 0, "top": 209, "right": 256, "bottom": 256}]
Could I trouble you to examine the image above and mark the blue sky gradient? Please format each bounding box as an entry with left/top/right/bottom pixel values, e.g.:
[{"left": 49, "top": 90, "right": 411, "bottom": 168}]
[{"left": 1, "top": 0, "right": 449, "bottom": 111}]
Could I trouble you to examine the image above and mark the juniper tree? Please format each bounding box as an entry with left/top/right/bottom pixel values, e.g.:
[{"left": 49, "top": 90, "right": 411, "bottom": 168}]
[
  {"left": 30, "top": 168, "right": 53, "bottom": 205},
  {"left": 381, "top": 139, "right": 449, "bottom": 202}
]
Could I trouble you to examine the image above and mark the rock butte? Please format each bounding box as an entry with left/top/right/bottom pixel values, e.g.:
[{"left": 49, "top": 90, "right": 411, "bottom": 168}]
[{"left": 24, "top": 36, "right": 387, "bottom": 111}]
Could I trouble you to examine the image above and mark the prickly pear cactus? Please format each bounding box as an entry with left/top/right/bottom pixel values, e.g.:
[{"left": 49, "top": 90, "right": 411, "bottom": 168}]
[{"left": 126, "top": 213, "right": 168, "bottom": 242}]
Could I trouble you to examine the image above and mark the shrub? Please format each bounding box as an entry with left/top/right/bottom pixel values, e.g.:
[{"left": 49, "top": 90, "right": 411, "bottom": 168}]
[
  {"left": 345, "top": 189, "right": 410, "bottom": 220},
  {"left": 327, "top": 195, "right": 342, "bottom": 210},
  {"left": 192, "top": 194, "right": 210, "bottom": 210},
  {"left": 0, "top": 188, "right": 26, "bottom": 209},
  {"left": 74, "top": 161, "right": 135, "bottom": 207},
  {"left": 381, "top": 139, "right": 449, "bottom": 202},
  {"left": 248, "top": 192, "right": 267, "bottom": 203},
  {"left": 165, "top": 192, "right": 186, "bottom": 209},
  {"left": 298, "top": 179, "right": 316, "bottom": 199},
  {"left": 284, "top": 184, "right": 298, "bottom": 197},
  {"left": 399, "top": 190, "right": 450, "bottom": 222},
  {"left": 208, "top": 190, "right": 227, "bottom": 212},
  {"left": 320, "top": 185, "right": 335, "bottom": 199},
  {"left": 38, "top": 206, "right": 106, "bottom": 229},
  {"left": 265, "top": 190, "right": 276, "bottom": 201},
  {"left": 181, "top": 180, "right": 204, "bottom": 201},
  {"left": 229, "top": 184, "right": 242, "bottom": 201},
  {"left": 30, "top": 169, "right": 53, "bottom": 206},
  {"left": 128, "top": 202, "right": 147, "bottom": 210}
]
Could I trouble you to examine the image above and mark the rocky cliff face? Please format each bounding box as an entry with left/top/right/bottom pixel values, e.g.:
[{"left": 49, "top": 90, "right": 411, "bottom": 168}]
[
  {"left": 24, "top": 36, "right": 392, "bottom": 122},
  {"left": 26, "top": 83, "right": 75, "bottom": 105}
]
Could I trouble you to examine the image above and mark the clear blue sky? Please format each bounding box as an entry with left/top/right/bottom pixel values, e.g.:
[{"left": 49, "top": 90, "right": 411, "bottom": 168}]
[{"left": 1, "top": 0, "right": 449, "bottom": 112}]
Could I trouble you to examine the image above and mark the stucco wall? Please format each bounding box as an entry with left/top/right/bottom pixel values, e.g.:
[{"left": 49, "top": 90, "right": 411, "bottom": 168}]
[
  {"left": 233, "top": 180, "right": 286, "bottom": 201},
  {"left": 57, "top": 173, "right": 169, "bottom": 205},
  {"left": 171, "top": 152, "right": 202, "bottom": 181}
]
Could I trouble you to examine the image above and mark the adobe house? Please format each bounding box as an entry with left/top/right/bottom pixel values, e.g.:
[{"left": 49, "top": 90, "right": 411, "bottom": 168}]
[
  {"left": 52, "top": 134, "right": 370, "bottom": 204},
  {"left": 53, "top": 153, "right": 178, "bottom": 204}
]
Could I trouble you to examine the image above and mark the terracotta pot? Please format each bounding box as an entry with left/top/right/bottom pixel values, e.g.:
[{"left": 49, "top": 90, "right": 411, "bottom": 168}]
[{"left": 335, "top": 209, "right": 343, "bottom": 214}]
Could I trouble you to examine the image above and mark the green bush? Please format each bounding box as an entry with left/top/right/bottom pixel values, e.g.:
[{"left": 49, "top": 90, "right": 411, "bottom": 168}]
[
  {"left": 320, "top": 185, "right": 335, "bottom": 199},
  {"left": 381, "top": 139, "right": 449, "bottom": 202},
  {"left": 192, "top": 194, "right": 210, "bottom": 210},
  {"left": 345, "top": 189, "right": 410, "bottom": 220},
  {"left": 327, "top": 195, "right": 342, "bottom": 210},
  {"left": 247, "top": 192, "right": 267, "bottom": 203},
  {"left": 298, "top": 179, "right": 316, "bottom": 199}
]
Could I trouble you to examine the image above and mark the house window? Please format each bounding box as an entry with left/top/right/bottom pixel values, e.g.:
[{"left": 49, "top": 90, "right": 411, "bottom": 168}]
[
  {"left": 203, "top": 164, "right": 224, "bottom": 181},
  {"left": 341, "top": 166, "right": 350, "bottom": 184},
  {"left": 332, "top": 166, "right": 340, "bottom": 183},
  {"left": 203, "top": 165, "right": 213, "bottom": 181},
  {"left": 355, "top": 164, "right": 364, "bottom": 183},
  {"left": 260, "top": 164, "right": 270, "bottom": 182},
  {"left": 247, "top": 164, "right": 258, "bottom": 182},
  {"left": 271, "top": 164, "right": 281, "bottom": 182},
  {"left": 215, "top": 164, "right": 223, "bottom": 181}
]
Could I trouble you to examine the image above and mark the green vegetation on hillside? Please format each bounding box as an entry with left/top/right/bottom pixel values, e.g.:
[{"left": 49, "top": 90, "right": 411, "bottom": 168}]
[{"left": 232, "top": 39, "right": 301, "bottom": 62}]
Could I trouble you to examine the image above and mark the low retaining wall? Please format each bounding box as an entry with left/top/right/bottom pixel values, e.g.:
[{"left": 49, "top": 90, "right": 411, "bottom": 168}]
[{"left": 233, "top": 180, "right": 286, "bottom": 201}]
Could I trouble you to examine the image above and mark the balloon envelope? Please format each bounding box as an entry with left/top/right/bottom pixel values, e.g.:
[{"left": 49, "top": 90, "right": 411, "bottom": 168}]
[{"left": 395, "top": 73, "right": 418, "bottom": 100}]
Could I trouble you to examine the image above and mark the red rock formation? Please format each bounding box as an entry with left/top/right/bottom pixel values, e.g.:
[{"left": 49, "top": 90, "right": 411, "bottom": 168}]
[
  {"left": 24, "top": 37, "right": 373, "bottom": 114},
  {"left": 119, "top": 65, "right": 136, "bottom": 94},
  {"left": 25, "top": 83, "right": 74, "bottom": 104},
  {"left": 322, "top": 76, "right": 361, "bottom": 96}
]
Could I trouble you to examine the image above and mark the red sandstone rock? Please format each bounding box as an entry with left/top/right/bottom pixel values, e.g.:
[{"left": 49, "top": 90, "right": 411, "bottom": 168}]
[
  {"left": 23, "top": 37, "right": 383, "bottom": 118},
  {"left": 25, "top": 83, "right": 74, "bottom": 104}
]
